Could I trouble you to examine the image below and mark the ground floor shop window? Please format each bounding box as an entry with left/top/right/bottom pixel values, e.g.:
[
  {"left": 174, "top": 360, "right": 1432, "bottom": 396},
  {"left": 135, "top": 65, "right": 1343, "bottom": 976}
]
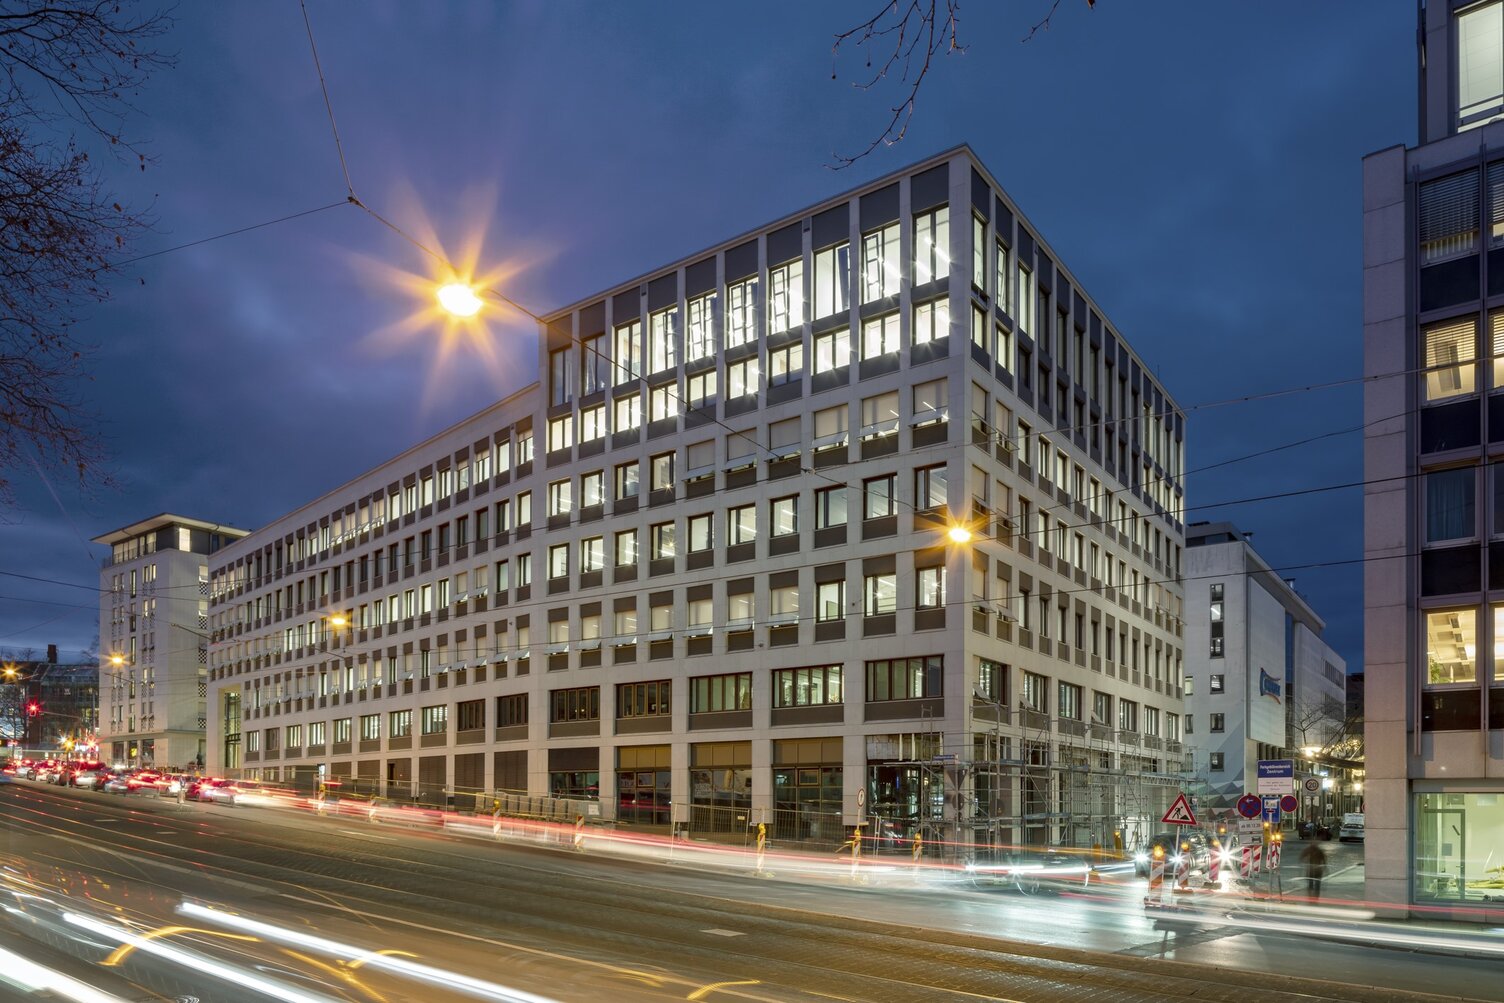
[
  {"left": 618, "top": 769, "right": 670, "bottom": 825},
  {"left": 772, "top": 766, "right": 843, "bottom": 842},
  {"left": 1415, "top": 792, "right": 1504, "bottom": 906},
  {"left": 690, "top": 767, "right": 751, "bottom": 831},
  {"left": 549, "top": 771, "right": 598, "bottom": 800}
]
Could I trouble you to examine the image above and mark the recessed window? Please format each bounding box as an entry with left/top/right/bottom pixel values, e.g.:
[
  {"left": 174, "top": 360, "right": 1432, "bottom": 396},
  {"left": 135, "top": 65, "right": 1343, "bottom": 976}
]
[
  {"left": 1427, "top": 608, "right": 1478, "bottom": 684},
  {"left": 816, "top": 580, "right": 844, "bottom": 622},
  {"left": 726, "top": 357, "right": 759, "bottom": 398},
  {"left": 913, "top": 299, "right": 949, "bottom": 345},
  {"left": 686, "top": 294, "right": 716, "bottom": 362},
  {"left": 608, "top": 464, "right": 635, "bottom": 504},
  {"left": 1423, "top": 317, "right": 1478, "bottom": 402},
  {"left": 866, "top": 655, "right": 942, "bottom": 701},
  {"left": 768, "top": 341, "right": 803, "bottom": 386},
  {"left": 773, "top": 665, "right": 843, "bottom": 707},
  {"left": 691, "top": 672, "right": 752, "bottom": 712},
  {"left": 1425, "top": 466, "right": 1477, "bottom": 543},
  {"left": 813, "top": 242, "right": 851, "bottom": 319},
  {"left": 1209, "top": 752, "right": 1225, "bottom": 772},
  {"left": 650, "top": 521, "right": 675, "bottom": 559},
  {"left": 1210, "top": 674, "right": 1224, "bottom": 694},
  {"left": 864, "top": 573, "right": 896, "bottom": 615},
  {"left": 914, "top": 207, "right": 949, "bottom": 285},
  {"left": 769, "top": 259, "right": 804, "bottom": 333},
  {"left": 614, "top": 321, "right": 642, "bottom": 381},
  {"left": 688, "top": 513, "right": 713, "bottom": 552},
  {"left": 614, "top": 392, "right": 642, "bottom": 432},
  {"left": 861, "top": 313, "right": 899, "bottom": 359},
  {"left": 771, "top": 496, "right": 798, "bottom": 537},
  {"left": 815, "top": 486, "right": 847, "bottom": 529},
  {"left": 863, "top": 474, "right": 895, "bottom": 519},
  {"left": 1210, "top": 713, "right": 1225, "bottom": 733},
  {"left": 650, "top": 452, "right": 674, "bottom": 492},
  {"left": 813, "top": 327, "right": 849, "bottom": 373},
  {"left": 726, "top": 277, "right": 758, "bottom": 347},
  {"left": 729, "top": 504, "right": 756, "bottom": 544},
  {"left": 1458, "top": 7, "right": 1504, "bottom": 132},
  {"left": 862, "top": 223, "right": 900, "bottom": 302},
  {"left": 916, "top": 566, "right": 945, "bottom": 609}
]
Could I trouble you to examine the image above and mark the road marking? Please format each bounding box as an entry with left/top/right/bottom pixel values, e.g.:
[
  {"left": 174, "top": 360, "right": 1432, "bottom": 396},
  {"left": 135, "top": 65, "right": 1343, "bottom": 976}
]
[
  {"left": 689, "top": 979, "right": 761, "bottom": 1000},
  {"left": 339, "top": 829, "right": 393, "bottom": 840},
  {"left": 699, "top": 929, "right": 745, "bottom": 938}
]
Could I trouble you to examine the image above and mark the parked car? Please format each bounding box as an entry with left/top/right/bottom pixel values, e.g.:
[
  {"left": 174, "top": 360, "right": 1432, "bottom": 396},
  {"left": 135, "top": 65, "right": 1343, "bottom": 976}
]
[
  {"left": 1134, "top": 831, "right": 1211, "bottom": 878},
  {"left": 1338, "top": 812, "right": 1365, "bottom": 843},
  {"left": 100, "top": 774, "right": 132, "bottom": 794}
]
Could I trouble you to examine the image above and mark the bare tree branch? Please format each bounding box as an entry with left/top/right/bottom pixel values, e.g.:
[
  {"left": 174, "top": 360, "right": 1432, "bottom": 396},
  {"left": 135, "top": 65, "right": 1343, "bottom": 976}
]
[
  {"left": 831, "top": 1, "right": 1098, "bottom": 169},
  {"left": 0, "top": 1, "right": 174, "bottom": 506},
  {"left": 828, "top": 0, "right": 961, "bottom": 169}
]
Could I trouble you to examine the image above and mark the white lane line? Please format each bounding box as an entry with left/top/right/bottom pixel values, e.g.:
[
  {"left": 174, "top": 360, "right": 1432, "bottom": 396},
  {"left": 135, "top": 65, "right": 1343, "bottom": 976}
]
[
  {"left": 338, "top": 829, "right": 393, "bottom": 840},
  {"left": 700, "top": 928, "right": 745, "bottom": 938}
]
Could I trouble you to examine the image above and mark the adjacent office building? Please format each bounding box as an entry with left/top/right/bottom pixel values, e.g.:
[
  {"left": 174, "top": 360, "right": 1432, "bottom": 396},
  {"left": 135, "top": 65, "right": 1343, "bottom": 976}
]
[
  {"left": 94, "top": 514, "right": 248, "bottom": 768},
  {"left": 1182, "top": 522, "right": 1346, "bottom": 815},
  {"left": 3, "top": 644, "right": 99, "bottom": 752},
  {"left": 206, "top": 146, "right": 1189, "bottom": 851},
  {"left": 1363, "top": 0, "right": 1504, "bottom": 918}
]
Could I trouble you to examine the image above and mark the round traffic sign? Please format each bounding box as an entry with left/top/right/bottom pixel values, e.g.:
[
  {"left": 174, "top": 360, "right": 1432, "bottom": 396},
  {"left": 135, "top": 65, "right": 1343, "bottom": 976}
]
[
  {"left": 1279, "top": 794, "right": 1298, "bottom": 813},
  {"left": 1236, "top": 793, "right": 1262, "bottom": 819},
  {"left": 1302, "top": 776, "right": 1322, "bottom": 794}
]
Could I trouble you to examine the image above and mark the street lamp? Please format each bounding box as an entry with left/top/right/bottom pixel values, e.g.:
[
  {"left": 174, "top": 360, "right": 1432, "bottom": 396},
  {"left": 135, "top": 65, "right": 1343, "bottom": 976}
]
[
  {"left": 946, "top": 525, "right": 973, "bottom": 545},
  {"left": 436, "top": 281, "right": 482, "bottom": 318}
]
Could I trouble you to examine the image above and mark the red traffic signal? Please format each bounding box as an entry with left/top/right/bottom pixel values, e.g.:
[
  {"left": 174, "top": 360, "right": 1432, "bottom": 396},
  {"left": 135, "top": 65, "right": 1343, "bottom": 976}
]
[{"left": 26, "top": 702, "right": 39, "bottom": 717}]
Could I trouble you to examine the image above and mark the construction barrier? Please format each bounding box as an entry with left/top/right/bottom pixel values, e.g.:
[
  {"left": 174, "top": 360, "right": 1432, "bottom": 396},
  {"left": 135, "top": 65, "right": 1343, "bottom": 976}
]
[
  {"left": 1207, "top": 844, "right": 1221, "bottom": 884},
  {"left": 1268, "top": 839, "right": 1282, "bottom": 871},
  {"left": 1239, "top": 844, "right": 1263, "bottom": 880},
  {"left": 1145, "top": 850, "right": 1166, "bottom": 905}
]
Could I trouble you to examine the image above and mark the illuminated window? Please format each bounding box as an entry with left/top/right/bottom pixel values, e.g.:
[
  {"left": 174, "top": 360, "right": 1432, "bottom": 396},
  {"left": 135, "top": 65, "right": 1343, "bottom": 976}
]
[
  {"left": 861, "top": 223, "right": 900, "bottom": 302},
  {"left": 813, "top": 242, "right": 850, "bottom": 319},
  {"left": 913, "top": 299, "right": 949, "bottom": 344},
  {"left": 685, "top": 293, "right": 716, "bottom": 362},
  {"left": 914, "top": 206, "right": 949, "bottom": 285},
  {"left": 769, "top": 259, "right": 804, "bottom": 333},
  {"left": 613, "top": 320, "right": 642, "bottom": 381},
  {"left": 726, "top": 277, "right": 758, "bottom": 348},
  {"left": 1422, "top": 317, "right": 1478, "bottom": 402},
  {"left": 1426, "top": 608, "right": 1478, "bottom": 684}
]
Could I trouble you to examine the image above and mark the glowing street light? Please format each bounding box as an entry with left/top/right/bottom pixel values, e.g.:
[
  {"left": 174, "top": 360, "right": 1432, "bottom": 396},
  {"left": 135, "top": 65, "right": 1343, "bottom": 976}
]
[
  {"left": 436, "top": 282, "right": 482, "bottom": 318},
  {"left": 946, "top": 525, "right": 973, "bottom": 545},
  {"left": 1, "top": 663, "right": 17, "bottom": 680},
  {"left": 328, "top": 614, "right": 348, "bottom": 629},
  {"left": 109, "top": 654, "right": 125, "bottom": 667}
]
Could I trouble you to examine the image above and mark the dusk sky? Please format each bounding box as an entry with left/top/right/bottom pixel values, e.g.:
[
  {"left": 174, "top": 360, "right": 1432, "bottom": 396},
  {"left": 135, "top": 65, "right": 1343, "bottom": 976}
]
[{"left": 0, "top": 1, "right": 1414, "bottom": 671}]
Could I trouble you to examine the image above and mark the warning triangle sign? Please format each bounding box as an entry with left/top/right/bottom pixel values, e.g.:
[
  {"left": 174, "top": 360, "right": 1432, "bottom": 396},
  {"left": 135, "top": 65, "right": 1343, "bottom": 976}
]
[{"left": 1161, "top": 793, "right": 1197, "bottom": 826}]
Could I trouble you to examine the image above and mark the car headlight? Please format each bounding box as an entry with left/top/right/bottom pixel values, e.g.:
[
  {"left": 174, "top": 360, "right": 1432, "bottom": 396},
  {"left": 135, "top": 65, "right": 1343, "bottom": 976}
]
[
  {"left": 1171, "top": 855, "right": 1183, "bottom": 866},
  {"left": 1134, "top": 853, "right": 1148, "bottom": 865}
]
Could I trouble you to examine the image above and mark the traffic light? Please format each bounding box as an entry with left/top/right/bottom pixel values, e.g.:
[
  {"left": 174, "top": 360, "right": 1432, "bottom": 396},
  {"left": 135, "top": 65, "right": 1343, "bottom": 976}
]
[{"left": 26, "top": 702, "right": 39, "bottom": 717}]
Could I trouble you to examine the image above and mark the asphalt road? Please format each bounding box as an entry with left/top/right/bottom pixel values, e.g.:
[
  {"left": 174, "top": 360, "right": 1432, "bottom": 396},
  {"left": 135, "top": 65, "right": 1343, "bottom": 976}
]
[{"left": 0, "top": 781, "right": 1497, "bottom": 1003}]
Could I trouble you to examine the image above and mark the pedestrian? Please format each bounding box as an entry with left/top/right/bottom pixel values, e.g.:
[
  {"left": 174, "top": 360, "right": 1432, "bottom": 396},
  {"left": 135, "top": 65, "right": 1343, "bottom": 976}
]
[{"left": 1301, "top": 840, "right": 1328, "bottom": 900}]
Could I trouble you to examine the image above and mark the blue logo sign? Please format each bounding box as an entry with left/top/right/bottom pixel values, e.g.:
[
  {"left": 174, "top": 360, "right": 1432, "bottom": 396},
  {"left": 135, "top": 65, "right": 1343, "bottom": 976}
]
[{"left": 1258, "top": 668, "right": 1282, "bottom": 703}]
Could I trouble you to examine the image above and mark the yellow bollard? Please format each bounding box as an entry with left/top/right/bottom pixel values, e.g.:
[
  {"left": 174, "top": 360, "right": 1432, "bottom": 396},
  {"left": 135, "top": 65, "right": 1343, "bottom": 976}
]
[
  {"left": 912, "top": 832, "right": 923, "bottom": 866},
  {"left": 755, "top": 822, "right": 767, "bottom": 875},
  {"left": 573, "top": 814, "right": 585, "bottom": 851}
]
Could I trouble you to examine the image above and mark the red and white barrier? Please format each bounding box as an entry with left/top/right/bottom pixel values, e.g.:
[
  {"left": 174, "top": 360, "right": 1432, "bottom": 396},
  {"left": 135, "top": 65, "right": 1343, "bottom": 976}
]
[
  {"left": 1267, "top": 841, "right": 1282, "bottom": 871},
  {"left": 1239, "top": 844, "right": 1263, "bottom": 879}
]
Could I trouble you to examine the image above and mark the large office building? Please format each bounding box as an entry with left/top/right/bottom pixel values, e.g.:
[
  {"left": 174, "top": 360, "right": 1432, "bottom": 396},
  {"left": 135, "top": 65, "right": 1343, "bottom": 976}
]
[
  {"left": 1363, "top": 1, "right": 1504, "bottom": 918},
  {"left": 1182, "top": 522, "right": 1346, "bottom": 817},
  {"left": 206, "top": 146, "right": 1189, "bottom": 852},
  {"left": 94, "top": 514, "right": 248, "bottom": 769}
]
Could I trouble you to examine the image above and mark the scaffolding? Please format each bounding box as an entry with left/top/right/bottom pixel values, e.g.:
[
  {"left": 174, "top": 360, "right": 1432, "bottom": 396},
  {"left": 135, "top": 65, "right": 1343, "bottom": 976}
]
[{"left": 893, "top": 699, "right": 1193, "bottom": 862}]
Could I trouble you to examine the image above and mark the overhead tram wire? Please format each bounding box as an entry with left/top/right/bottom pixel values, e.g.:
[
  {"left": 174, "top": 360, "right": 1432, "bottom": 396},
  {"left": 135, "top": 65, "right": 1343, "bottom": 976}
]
[
  {"left": 37, "top": 392, "right": 1426, "bottom": 604},
  {"left": 283, "top": 0, "right": 1437, "bottom": 568},
  {"left": 299, "top": 0, "right": 357, "bottom": 202}
]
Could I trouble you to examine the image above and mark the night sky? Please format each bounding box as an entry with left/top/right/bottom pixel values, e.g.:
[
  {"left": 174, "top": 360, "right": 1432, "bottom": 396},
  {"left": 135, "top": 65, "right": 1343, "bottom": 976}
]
[{"left": 0, "top": 2, "right": 1414, "bottom": 671}]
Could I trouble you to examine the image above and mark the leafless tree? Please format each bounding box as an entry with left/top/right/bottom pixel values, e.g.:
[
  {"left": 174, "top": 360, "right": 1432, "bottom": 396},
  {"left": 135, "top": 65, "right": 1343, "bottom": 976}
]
[
  {"left": 829, "top": 0, "right": 1096, "bottom": 168},
  {"left": 0, "top": 1, "right": 174, "bottom": 506}
]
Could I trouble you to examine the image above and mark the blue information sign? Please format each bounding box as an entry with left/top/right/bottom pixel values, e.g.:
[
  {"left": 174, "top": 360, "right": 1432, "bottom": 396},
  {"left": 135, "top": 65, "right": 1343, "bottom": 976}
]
[
  {"left": 1257, "top": 759, "right": 1295, "bottom": 795},
  {"left": 1262, "top": 794, "right": 1282, "bottom": 824}
]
